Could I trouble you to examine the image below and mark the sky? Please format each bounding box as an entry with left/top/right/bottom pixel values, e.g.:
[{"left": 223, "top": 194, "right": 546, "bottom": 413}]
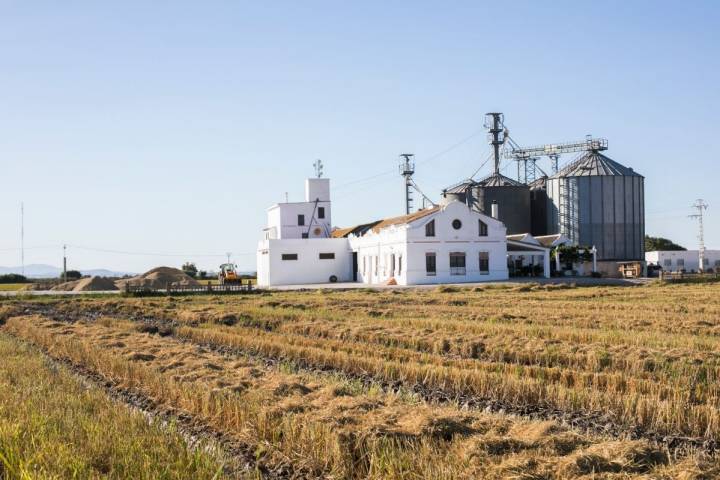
[{"left": 1, "top": 1, "right": 718, "bottom": 273}]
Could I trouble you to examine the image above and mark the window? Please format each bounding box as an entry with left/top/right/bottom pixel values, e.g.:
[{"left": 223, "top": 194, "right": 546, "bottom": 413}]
[
  {"left": 297, "top": 214, "right": 305, "bottom": 226},
  {"left": 450, "top": 252, "right": 466, "bottom": 275},
  {"left": 663, "top": 259, "right": 672, "bottom": 268},
  {"left": 390, "top": 254, "right": 396, "bottom": 276},
  {"left": 301, "top": 232, "right": 309, "bottom": 239},
  {"left": 452, "top": 219, "right": 462, "bottom": 230},
  {"left": 676, "top": 259, "right": 684, "bottom": 268},
  {"left": 318, "top": 207, "right": 325, "bottom": 219},
  {"left": 479, "top": 252, "right": 489, "bottom": 274},
  {"left": 425, "top": 219, "right": 435, "bottom": 237},
  {"left": 715, "top": 260, "right": 720, "bottom": 268},
  {"left": 425, "top": 252, "right": 437, "bottom": 276},
  {"left": 398, "top": 255, "right": 402, "bottom": 275},
  {"left": 319, "top": 253, "right": 335, "bottom": 260},
  {"left": 282, "top": 254, "right": 298, "bottom": 261},
  {"left": 478, "top": 220, "right": 488, "bottom": 237}
]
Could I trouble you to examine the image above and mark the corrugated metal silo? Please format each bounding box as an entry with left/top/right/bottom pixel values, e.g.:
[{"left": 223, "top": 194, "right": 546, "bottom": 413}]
[
  {"left": 445, "top": 173, "right": 532, "bottom": 235},
  {"left": 546, "top": 152, "right": 644, "bottom": 261}
]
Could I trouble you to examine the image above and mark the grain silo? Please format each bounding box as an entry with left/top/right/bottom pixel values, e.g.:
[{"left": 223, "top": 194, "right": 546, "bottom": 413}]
[
  {"left": 444, "top": 174, "right": 532, "bottom": 235},
  {"left": 545, "top": 151, "right": 644, "bottom": 264}
]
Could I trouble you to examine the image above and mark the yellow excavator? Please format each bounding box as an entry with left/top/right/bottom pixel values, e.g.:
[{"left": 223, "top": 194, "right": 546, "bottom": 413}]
[{"left": 218, "top": 263, "right": 241, "bottom": 285}]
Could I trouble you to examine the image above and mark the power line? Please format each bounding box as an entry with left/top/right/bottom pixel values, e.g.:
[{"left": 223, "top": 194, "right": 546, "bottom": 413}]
[
  {"left": 333, "top": 128, "right": 486, "bottom": 191},
  {"left": 66, "top": 245, "right": 255, "bottom": 257}
]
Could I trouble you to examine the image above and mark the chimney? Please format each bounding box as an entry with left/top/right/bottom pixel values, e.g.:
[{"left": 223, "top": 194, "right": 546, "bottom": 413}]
[{"left": 491, "top": 200, "right": 499, "bottom": 219}]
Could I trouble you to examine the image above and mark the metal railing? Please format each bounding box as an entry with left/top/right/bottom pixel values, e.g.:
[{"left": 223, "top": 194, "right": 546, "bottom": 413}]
[{"left": 124, "top": 282, "right": 256, "bottom": 296}]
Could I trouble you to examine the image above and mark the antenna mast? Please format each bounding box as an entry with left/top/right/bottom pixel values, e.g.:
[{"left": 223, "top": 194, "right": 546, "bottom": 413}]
[
  {"left": 313, "top": 159, "right": 324, "bottom": 178},
  {"left": 398, "top": 154, "right": 415, "bottom": 214},
  {"left": 20, "top": 202, "right": 25, "bottom": 276},
  {"left": 689, "top": 199, "right": 709, "bottom": 272}
]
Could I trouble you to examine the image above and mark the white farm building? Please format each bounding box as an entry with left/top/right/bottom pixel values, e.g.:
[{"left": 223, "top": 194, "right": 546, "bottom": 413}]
[
  {"left": 257, "top": 177, "right": 551, "bottom": 287},
  {"left": 646, "top": 250, "right": 720, "bottom": 273}
]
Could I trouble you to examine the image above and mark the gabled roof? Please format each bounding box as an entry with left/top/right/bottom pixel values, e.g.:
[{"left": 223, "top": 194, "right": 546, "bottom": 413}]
[
  {"left": 369, "top": 206, "right": 440, "bottom": 233},
  {"left": 331, "top": 221, "right": 382, "bottom": 238},
  {"left": 550, "top": 152, "right": 642, "bottom": 178},
  {"left": 506, "top": 233, "right": 540, "bottom": 245},
  {"left": 534, "top": 234, "right": 571, "bottom": 247},
  {"left": 332, "top": 206, "right": 442, "bottom": 238}
]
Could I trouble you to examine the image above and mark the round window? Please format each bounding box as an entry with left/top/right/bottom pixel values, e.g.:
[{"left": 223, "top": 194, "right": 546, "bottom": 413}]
[{"left": 452, "top": 219, "right": 462, "bottom": 230}]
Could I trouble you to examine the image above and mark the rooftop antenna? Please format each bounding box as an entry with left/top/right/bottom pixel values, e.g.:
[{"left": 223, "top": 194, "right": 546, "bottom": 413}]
[
  {"left": 226, "top": 251, "right": 232, "bottom": 265},
  {"left": 689, "top": 199, "right": 709, "bottom": 272},
  {"left": 284, "top": 192, "right": 289, "bottom": 203},
  {"left": 398, "top": 153, "right": 415, "bottom": 214},
  {"left": 484, "top": 113, "right": 505, "bottom": 176},
  {"left": 313, "top": 159, "right": 324, "bottom": 178},
  {"left": 20, "top": 202, "right": 24, "bottom": 277}
]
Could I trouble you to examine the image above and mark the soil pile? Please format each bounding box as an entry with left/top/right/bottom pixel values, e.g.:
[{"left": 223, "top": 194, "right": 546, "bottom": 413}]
[
  {"left": 74, "top": 276, "right": 118, "bottom": 291},
  {"left": 116, "top": 267, "right": 200, "bottom": 290},
  {"left": 50, "top": 277, "right": 119, "bottom": 292},
  {"left": 50, "top": 280, "right": 81, "bottom": 291}
]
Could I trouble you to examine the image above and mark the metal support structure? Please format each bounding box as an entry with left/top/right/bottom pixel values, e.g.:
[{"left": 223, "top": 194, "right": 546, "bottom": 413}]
[
  {"left": 504, "top": 134, "right": 608, "bottom": 181},
  {"left": 484, "top": 113, "right": 505, "bottom": 175},
  {"left": 558, "top": 177, "right": 579, "bottom": 244},
  {"left": 398, "top": 154, "right": 415, "bottom": 215},
  {"left": 689, "top": 199, "right": 709, "bottom": 272}
]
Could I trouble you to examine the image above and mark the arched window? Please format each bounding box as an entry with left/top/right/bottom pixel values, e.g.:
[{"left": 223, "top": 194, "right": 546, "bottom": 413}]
[
  {"left": 479, "top": 220, "right": 488, "bottom": 236},
  {"left": 425, "top": 220, "right": 435, "bottom": 237}
]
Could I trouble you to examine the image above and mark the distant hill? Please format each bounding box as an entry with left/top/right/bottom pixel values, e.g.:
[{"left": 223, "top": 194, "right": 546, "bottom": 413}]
[{"left": 0, "top": 264, "right": 136, "bottom": 279}]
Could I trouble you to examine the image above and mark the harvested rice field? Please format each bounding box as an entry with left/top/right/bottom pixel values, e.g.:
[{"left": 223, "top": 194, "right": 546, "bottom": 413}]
[{"left": 1, "top": 282, "right": 720, "bottom": 479}]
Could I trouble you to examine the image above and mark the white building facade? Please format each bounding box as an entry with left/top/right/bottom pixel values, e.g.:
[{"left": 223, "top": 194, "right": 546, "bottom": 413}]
[
  {"left": 346, "top": 201, "right": 509, "bottom": 285},
  {"left": 257, "top": 178, "right": 352, "bottom": 286},
  {"left": 646, "top": 250, "right": 720, "bottom": 273}
]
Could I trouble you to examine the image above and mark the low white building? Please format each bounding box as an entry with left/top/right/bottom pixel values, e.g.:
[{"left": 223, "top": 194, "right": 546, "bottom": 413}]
[
  {"left": 338, "top": 200, "right": 510, "bottom": 285},
  {"left": 257, "top": 178, "right": 353, "bottom": 286},
  {"left": 257, "top": 177, "right": 552, "bottom": 287},
  {"left": 646, "top": 250, "right": 720, "bottom": 273}
]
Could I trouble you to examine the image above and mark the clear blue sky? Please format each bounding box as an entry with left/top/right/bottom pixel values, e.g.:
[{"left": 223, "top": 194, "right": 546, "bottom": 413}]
[{"left": 1, "top": 1, "right": 718, "bottom": 273}]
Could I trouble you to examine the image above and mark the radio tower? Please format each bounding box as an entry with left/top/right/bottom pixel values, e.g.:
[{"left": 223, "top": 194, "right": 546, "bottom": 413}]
[{"left": 689, "top": 199, "right": 709, "bottom": 272}]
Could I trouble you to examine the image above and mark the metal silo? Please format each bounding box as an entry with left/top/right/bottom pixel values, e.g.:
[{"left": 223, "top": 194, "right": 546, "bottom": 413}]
[
  {"left": 546, "top": 151, "right": 644, "bottom": 261},
  {"left": 444, "top": 173, "right": 532, "bottom": 235}
]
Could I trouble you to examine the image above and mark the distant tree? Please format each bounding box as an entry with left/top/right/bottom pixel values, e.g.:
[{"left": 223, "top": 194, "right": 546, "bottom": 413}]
[
  {"left": 64, "top": 270, "right": 82, "bottom": 280},
  {"left": 0, "top": 274, "right": 28, "bottom": 284},
  {"left": 645, "top": 235, "right": 686, "bottom": 252},
  {"left": 181, "top": 262, "right": 198, "bottom": 278},
  {"left": 197, "top": 270, "right": 208, "bottom": 280}
]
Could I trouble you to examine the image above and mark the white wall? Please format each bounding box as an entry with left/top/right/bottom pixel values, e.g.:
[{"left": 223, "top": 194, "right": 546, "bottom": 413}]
[
  {"left": 257, "top": 238, "right": 352, "bottom": 286},
  {"left": 306, "top": 178, "right": 330, "bottom": 202},
  {"left": 646, "top": 250, "right": 720, "bottom": 272},
  {"left": 350, "top": 201, "right": 508, "bottom": 285},
  {"left": 266, "top": 201, "right": 332, "bottom": 239}
]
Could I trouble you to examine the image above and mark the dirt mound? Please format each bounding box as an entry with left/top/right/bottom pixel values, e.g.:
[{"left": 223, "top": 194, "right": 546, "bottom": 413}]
[
  {"left": 50, "top": 280, "right": 81, "bottom": 291},
  {"left": 50, "top": 277, "right": 118, "bottom": 292},
  {"left": 73, "top": 277, "right": 118, "bottom": 292},
  {"left": 116, "top": 267, "right": 200, "bottom": 290}
]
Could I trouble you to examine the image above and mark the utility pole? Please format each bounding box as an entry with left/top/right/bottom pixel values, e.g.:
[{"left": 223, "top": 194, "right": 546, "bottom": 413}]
[
  {"left": 226, "top": 252, "right": 232, "bottom": 265},
  {"left": 398, "top": 154, "right": 415, "bottom": 215},
  {"left": 20, "top": 202, "right": 24, "bottom": 277},
  {"left": 689, "top": 199, "right": 709, "bottom": 272},
  {"left": 63, "top": 244, "right": 67, "bottom": 283}
]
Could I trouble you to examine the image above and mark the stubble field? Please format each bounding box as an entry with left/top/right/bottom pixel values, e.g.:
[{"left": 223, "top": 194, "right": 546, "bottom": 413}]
[{"left": 1, "top": 282, "right": 719, "bottom": 479}]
